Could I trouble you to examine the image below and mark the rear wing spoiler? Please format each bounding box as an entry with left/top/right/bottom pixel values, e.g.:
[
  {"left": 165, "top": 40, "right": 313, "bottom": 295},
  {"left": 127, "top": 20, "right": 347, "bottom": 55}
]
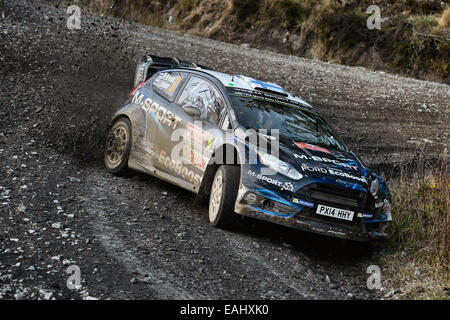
[{"left": 134, "top": 54, "right": 210, "bottom": 87}]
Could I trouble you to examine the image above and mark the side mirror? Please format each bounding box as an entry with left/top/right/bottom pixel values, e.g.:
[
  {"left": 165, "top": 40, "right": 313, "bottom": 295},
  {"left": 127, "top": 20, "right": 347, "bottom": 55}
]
[{"left": 183, "top": 106, "right": 202, "bottom": 119}]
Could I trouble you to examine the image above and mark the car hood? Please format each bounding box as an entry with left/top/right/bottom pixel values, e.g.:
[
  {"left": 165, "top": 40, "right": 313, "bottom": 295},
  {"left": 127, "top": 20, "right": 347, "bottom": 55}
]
[{"left": 259, "top": 134, "right": 370, "bottom": 188}]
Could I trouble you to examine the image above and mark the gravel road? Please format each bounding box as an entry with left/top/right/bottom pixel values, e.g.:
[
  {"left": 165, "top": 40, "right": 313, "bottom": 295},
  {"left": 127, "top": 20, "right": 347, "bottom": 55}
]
[{"left": 0, "top": 0, "right": 448, "bottom": 300}]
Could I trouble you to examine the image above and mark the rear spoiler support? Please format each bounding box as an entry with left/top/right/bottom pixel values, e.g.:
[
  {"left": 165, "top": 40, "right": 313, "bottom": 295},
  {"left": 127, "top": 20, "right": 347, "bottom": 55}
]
[{"left": 134, "top": 54, "right": 210, "bottom": 87}]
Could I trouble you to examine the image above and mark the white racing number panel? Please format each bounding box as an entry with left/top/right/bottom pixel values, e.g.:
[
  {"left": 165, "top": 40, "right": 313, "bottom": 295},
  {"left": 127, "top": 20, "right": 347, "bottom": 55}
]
[{"left": 316, "top": 204, "right": 354, "bottom": 221}]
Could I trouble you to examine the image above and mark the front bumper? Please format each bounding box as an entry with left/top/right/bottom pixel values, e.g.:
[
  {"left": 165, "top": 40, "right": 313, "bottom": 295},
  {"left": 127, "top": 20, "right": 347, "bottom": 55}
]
[{"left": 235, "top": 186, "right": 390, "bottom": 242}]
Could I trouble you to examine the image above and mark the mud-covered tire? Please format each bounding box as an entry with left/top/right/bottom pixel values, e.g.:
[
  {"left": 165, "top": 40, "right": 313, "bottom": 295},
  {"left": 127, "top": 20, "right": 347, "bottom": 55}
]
[
  {"left": 104, "top": 117, "right": 132, "bottom": 175},
  {"left": 208, "top": 165, "right": 240, "bottom": 229}
]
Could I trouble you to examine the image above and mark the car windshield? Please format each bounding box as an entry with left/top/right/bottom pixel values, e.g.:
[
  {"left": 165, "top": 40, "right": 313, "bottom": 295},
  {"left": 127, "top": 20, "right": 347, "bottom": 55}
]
[{"left": 228, "top": 91, "right": 347, "bottom": 152}]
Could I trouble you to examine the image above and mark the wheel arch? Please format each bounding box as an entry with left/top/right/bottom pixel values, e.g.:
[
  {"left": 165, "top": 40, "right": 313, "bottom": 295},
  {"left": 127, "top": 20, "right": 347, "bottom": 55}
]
[
  {"left": 195, "top": 143, "right": 242, "bottom": 205},
  {"left": 110, "top": 114, "right": 132, "bottom": 131}
]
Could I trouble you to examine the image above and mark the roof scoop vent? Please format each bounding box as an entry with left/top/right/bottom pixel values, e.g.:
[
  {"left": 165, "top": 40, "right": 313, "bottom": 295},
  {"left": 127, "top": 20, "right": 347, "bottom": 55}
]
[
  {"left": 234, "top": 75, "right": 288, "bottom": 96},
  {"left": 254, "top": 87, "right": 289, "bottom": 97}
]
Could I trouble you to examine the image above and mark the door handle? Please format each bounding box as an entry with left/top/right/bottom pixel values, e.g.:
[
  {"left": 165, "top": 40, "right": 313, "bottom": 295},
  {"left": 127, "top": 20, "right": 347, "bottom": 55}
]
[{"left": 166, "top": 111, "right": 175, "bottom": 121}]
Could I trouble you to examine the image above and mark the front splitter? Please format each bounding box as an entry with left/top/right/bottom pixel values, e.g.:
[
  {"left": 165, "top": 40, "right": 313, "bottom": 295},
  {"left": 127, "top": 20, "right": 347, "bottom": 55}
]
[{"left": 235, "top": 203, "right": 388, "bottom": 242}]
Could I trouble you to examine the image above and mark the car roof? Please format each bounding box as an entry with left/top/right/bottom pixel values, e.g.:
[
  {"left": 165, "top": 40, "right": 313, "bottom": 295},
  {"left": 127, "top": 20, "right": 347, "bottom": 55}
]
[
  {"left": 200, "top": 69, "right": 312, "bottom": 108},
  {"left": 169, "top": 67, "right": 313, "bottom": 109}
]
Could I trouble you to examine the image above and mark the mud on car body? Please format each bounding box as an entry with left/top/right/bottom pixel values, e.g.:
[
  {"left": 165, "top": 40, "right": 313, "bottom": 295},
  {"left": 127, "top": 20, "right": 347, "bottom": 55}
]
[{"left": 105, "top": 54, "right": 392, "bottom": 242}]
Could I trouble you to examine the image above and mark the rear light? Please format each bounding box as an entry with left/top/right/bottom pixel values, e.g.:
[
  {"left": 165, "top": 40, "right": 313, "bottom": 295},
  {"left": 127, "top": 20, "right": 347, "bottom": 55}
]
[{"left": 129, "top": 81, "right": 145, "bottom": 96}]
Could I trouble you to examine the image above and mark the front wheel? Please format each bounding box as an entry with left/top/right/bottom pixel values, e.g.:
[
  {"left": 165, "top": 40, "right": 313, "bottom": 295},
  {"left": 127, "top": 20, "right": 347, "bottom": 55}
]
[
  {"left": 208, "top": 165, "right": 240, "bottom": 229},
  {"left": 104, "top": 117, "right": 132, "bottom": 175}
]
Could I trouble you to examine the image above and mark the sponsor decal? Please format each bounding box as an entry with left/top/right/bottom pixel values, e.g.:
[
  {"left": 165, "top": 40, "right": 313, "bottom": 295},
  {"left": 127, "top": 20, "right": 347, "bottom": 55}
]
[
  {"left": 185, "top": 123, "right": 215, "bottom": 151},
  {"left": 293, "top": 153, "right": 359, "bottom": 171},
  {"left": 295, "top": 142, "right": 330, "bottom": 154},
  {"left": 300, "top": 163, "right": 327, "bottom": 174},
  {"left": 153, "top": 72, "right": 182, "bottom": 97},
  {"left": 248, "top": 170, "right": 294, "bottom": 192},
  {"left": 327, "top": 168, "right": 367, "bottom": 183},
  {"left": 357, "top": 213, "right": 374, "bottom": 218},
  {"left": 158, "top": 150, "right": 201, "bottom": 186},
  {"left": 300, "top": 163, "right": 367, "bottom": 183},
  {"left": 230, "top": 87, "right": 307, "bottom": 109},
  {"left": 132, "top": 91, "right": 182, "bottom": 130},
  {"left": 182, "top": 145, "right": 208, "bottom": 171},
  {"left": 283, "top": 181, "right": 295, "bottom": 191},
  {"left": 168, "top": 76, "right": 182, "bottom": 93},
  {"left": 292, "top": 198, "right": 314, "bottom": 208}
]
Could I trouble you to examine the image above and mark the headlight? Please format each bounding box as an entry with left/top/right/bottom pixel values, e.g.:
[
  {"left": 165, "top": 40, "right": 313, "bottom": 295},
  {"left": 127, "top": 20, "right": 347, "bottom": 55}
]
[
  {"left": 370, "top": 177, "right": 379, "bottom": 197},
  {"left": 259, "top": 153, "right": 303, "bottom": 180}
]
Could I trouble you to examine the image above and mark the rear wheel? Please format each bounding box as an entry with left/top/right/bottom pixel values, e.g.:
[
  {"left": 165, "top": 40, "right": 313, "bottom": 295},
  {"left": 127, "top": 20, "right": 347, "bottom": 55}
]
[
  {"left": 208, "top": 165, "right": 240, "bottom": 229},
  {"left": 104, "top": 118, "right": 132, "bottom": 175}
]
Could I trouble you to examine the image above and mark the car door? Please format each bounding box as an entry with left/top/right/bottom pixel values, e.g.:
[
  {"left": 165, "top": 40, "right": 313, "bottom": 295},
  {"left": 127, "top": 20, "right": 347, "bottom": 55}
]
[
  {"left": 155, "top": 75, "right": 227, "bottom": 191},
  {"left": 138, "top": 70, "right": 186, "bottom": 168}
]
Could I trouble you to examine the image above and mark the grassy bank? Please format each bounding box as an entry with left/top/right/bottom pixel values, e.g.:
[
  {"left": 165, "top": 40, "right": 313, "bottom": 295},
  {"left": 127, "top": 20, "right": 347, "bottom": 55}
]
[
  {"left": 373, "top": 149, "right": 449, "bottom": 299},
  {"left": 50, "top": 0, "right": 450, "bottom": 84}
]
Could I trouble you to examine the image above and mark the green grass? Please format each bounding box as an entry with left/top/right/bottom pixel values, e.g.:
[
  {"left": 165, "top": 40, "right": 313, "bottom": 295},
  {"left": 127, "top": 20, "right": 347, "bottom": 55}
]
[{"left": 412, "top": 15, "right": 439, "bottom": 32}]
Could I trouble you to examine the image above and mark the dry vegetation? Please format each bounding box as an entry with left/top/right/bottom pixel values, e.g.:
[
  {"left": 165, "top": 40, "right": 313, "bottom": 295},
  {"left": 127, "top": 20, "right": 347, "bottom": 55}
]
[
  {"left": 50, "top": 0, "right": 450, "bottom": 83},
  {"left": 375, "top": 149, "right": 449, "bottom": 299},
  {"left": 439, "top": 6, "right": 450, "bottom": 27}
]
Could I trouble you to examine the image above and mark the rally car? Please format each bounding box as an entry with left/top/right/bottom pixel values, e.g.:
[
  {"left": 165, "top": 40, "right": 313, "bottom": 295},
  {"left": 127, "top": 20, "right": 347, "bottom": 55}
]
[{"left": 104, "top": 54, "right": 392, "bottom": 241}]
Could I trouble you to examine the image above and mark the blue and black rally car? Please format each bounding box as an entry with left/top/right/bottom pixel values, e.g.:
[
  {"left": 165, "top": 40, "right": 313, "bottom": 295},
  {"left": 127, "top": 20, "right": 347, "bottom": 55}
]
[{"left": 104, "top": 55, "right": 392, "bottom": 241}]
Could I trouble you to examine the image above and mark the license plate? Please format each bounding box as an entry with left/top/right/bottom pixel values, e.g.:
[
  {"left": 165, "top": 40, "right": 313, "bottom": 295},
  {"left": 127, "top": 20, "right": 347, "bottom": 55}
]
[{"left": 316, "top": 204, "right": 354, "bottom": 221}]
